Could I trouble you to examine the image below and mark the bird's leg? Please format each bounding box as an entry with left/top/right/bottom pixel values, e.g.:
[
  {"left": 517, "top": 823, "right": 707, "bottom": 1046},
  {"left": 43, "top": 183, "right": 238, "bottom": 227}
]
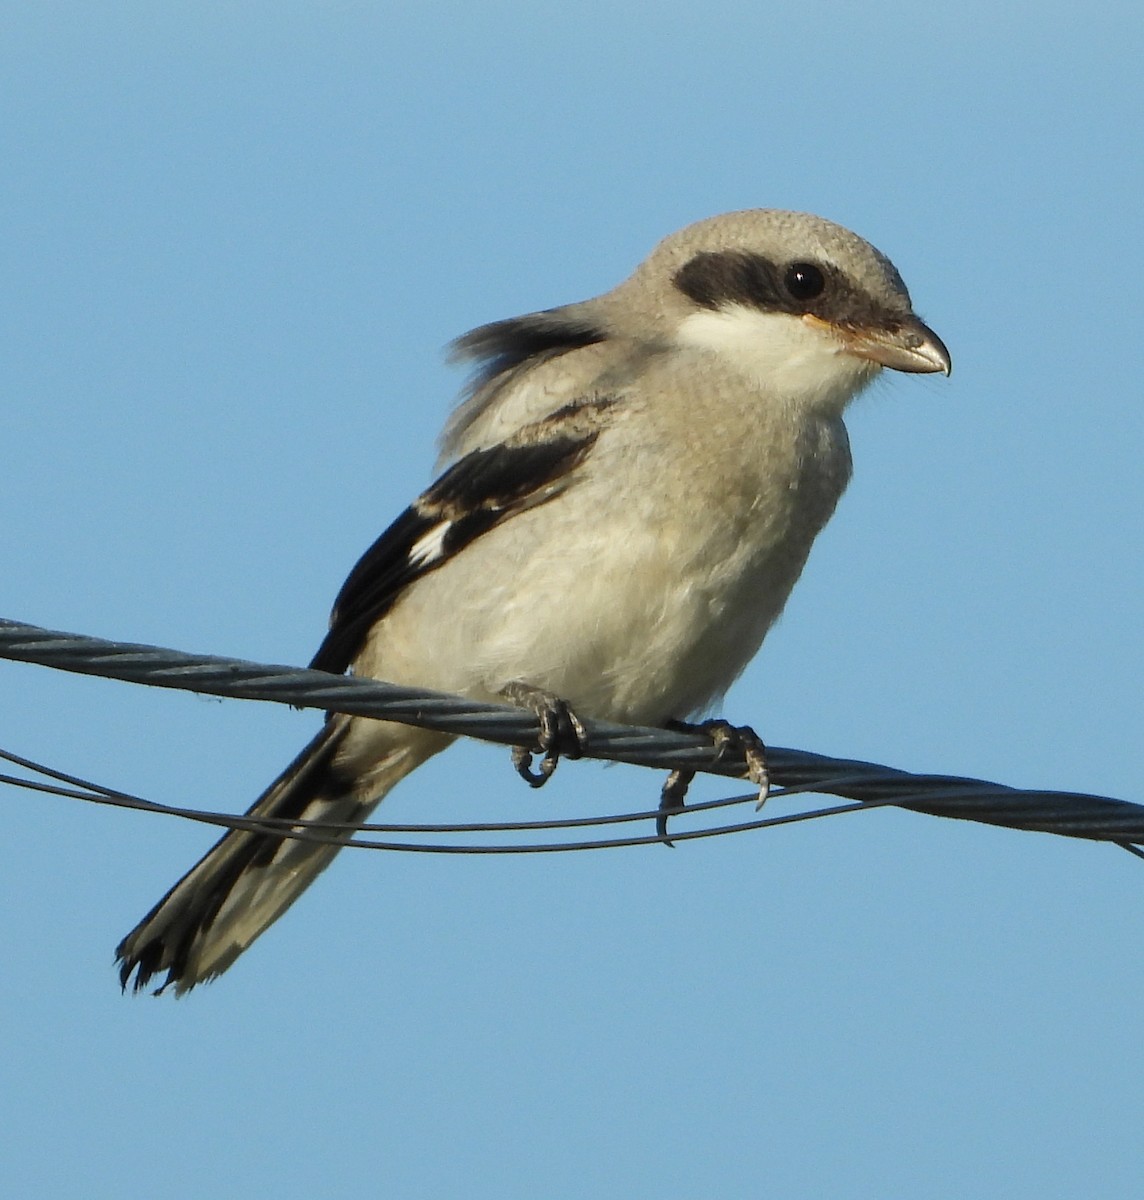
[
  {"left": 658, "top": 718, "right": 770, "bottom": 842},
  {"left": 499, "top": 682, "right": 588, "bottom": 788}
]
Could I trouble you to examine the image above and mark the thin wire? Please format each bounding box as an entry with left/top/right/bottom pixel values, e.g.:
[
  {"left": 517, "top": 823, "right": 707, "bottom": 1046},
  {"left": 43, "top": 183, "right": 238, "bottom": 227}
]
[
  {"left": 0, "top": 748, "right": 894, "bottom": 853},
  {"left": 0, "top": 745, "right": 788, "bottom": 833}
]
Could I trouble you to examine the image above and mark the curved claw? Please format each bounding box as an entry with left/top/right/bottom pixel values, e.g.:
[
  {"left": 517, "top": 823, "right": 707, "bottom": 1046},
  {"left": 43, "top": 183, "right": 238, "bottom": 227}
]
[
  {"left": 501, "top": 682, "right": 588, "bottom": 789},
  {"left": 710, "top": 721, "right": 769, "bottom": 805},
  {"left": 511, "top": 744, "right": 559, "bottom": 788},
  {"left": 657, "top": 768, "right": 694, "bottom": 847},
  {"left": 657, "top": 718, "right": 770, "bottom": 839}
]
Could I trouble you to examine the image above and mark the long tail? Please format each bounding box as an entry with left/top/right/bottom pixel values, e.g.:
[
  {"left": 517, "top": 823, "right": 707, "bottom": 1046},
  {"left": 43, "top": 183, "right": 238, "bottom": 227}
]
[{"left": 116, "top": 717, "right": 446, "bottom": 994}]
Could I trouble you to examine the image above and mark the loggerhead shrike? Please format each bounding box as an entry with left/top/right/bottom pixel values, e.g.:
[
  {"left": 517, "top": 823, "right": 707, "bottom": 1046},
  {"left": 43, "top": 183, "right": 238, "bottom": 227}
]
[{"left": 116, "top": 209, "right": 950, "bottom": 994}]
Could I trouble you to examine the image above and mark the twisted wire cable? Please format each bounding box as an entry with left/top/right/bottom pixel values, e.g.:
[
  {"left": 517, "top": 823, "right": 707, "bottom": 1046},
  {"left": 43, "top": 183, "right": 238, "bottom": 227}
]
[{"left": 2, "top": 616, "right": 1142, "bottom": 852}]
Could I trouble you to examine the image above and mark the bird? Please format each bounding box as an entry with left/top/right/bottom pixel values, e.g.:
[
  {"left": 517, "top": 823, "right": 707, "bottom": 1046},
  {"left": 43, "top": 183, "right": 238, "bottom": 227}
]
[{"left": 116, "top": 208, "right": 950, "bottom": 994}]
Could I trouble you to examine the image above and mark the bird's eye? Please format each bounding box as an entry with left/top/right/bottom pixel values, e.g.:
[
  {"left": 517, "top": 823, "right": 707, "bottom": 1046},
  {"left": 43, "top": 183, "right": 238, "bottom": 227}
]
[{"left": 783, "top": 262, "right": 826, "bottom": 301}]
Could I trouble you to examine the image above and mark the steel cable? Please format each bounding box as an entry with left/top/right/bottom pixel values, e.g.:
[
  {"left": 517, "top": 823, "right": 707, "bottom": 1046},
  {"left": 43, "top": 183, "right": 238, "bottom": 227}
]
[{"left": 1, "top": 616, "right": 1141, "bottom": 854}]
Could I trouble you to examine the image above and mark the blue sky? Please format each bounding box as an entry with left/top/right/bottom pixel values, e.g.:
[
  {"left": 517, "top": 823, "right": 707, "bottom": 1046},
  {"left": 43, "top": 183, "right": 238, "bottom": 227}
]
[{"left": 2, "top": 4, "right": 1143, "bottom": 1197}]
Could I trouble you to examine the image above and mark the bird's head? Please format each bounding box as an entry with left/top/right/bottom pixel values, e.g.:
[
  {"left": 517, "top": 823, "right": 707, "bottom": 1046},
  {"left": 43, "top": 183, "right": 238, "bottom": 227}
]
[{"left": 601, "top": 209, "right": 950, "bottom": 412}]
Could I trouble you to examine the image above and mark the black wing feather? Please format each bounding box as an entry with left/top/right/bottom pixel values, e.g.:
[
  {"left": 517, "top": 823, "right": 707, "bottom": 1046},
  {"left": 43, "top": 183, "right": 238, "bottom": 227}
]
[
  {"left": 449, "top": 309, "right": 607, "bottom": 396},
  {"left": 309, "top": 420, "right": 603, "bottom": 676}
]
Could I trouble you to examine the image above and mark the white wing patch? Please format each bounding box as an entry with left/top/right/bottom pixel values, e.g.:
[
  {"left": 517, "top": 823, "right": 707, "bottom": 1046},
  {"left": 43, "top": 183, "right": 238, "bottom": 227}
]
[{"left": 408, "top": 521, "right": 452, "bottom": 568}]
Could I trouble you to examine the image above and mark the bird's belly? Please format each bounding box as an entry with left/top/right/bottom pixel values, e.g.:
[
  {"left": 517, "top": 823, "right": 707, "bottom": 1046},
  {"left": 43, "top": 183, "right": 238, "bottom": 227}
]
[{"left": 363, "top": 494, "right": 816, "bottom": 727}]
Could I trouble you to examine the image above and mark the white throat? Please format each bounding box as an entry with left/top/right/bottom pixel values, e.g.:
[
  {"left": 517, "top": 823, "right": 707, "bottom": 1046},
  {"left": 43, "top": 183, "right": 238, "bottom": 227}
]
[{"left": 675, "top": 305, "right": 878, "bottom": 415}]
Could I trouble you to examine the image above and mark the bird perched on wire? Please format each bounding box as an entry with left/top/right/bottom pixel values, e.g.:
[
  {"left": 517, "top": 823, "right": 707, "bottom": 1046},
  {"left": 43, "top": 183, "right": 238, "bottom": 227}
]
[{"left": 116, "top": 208, "right": 950, "bottom": 994}]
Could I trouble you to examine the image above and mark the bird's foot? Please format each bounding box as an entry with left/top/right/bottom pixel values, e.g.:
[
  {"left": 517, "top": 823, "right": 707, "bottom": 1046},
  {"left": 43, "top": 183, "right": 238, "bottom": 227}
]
[
  {"left": 500, "top": 682, "right": 587, "bottom": 788},
  {"left": 658, "top": 718, "right": 770, "bottom": 843}
]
